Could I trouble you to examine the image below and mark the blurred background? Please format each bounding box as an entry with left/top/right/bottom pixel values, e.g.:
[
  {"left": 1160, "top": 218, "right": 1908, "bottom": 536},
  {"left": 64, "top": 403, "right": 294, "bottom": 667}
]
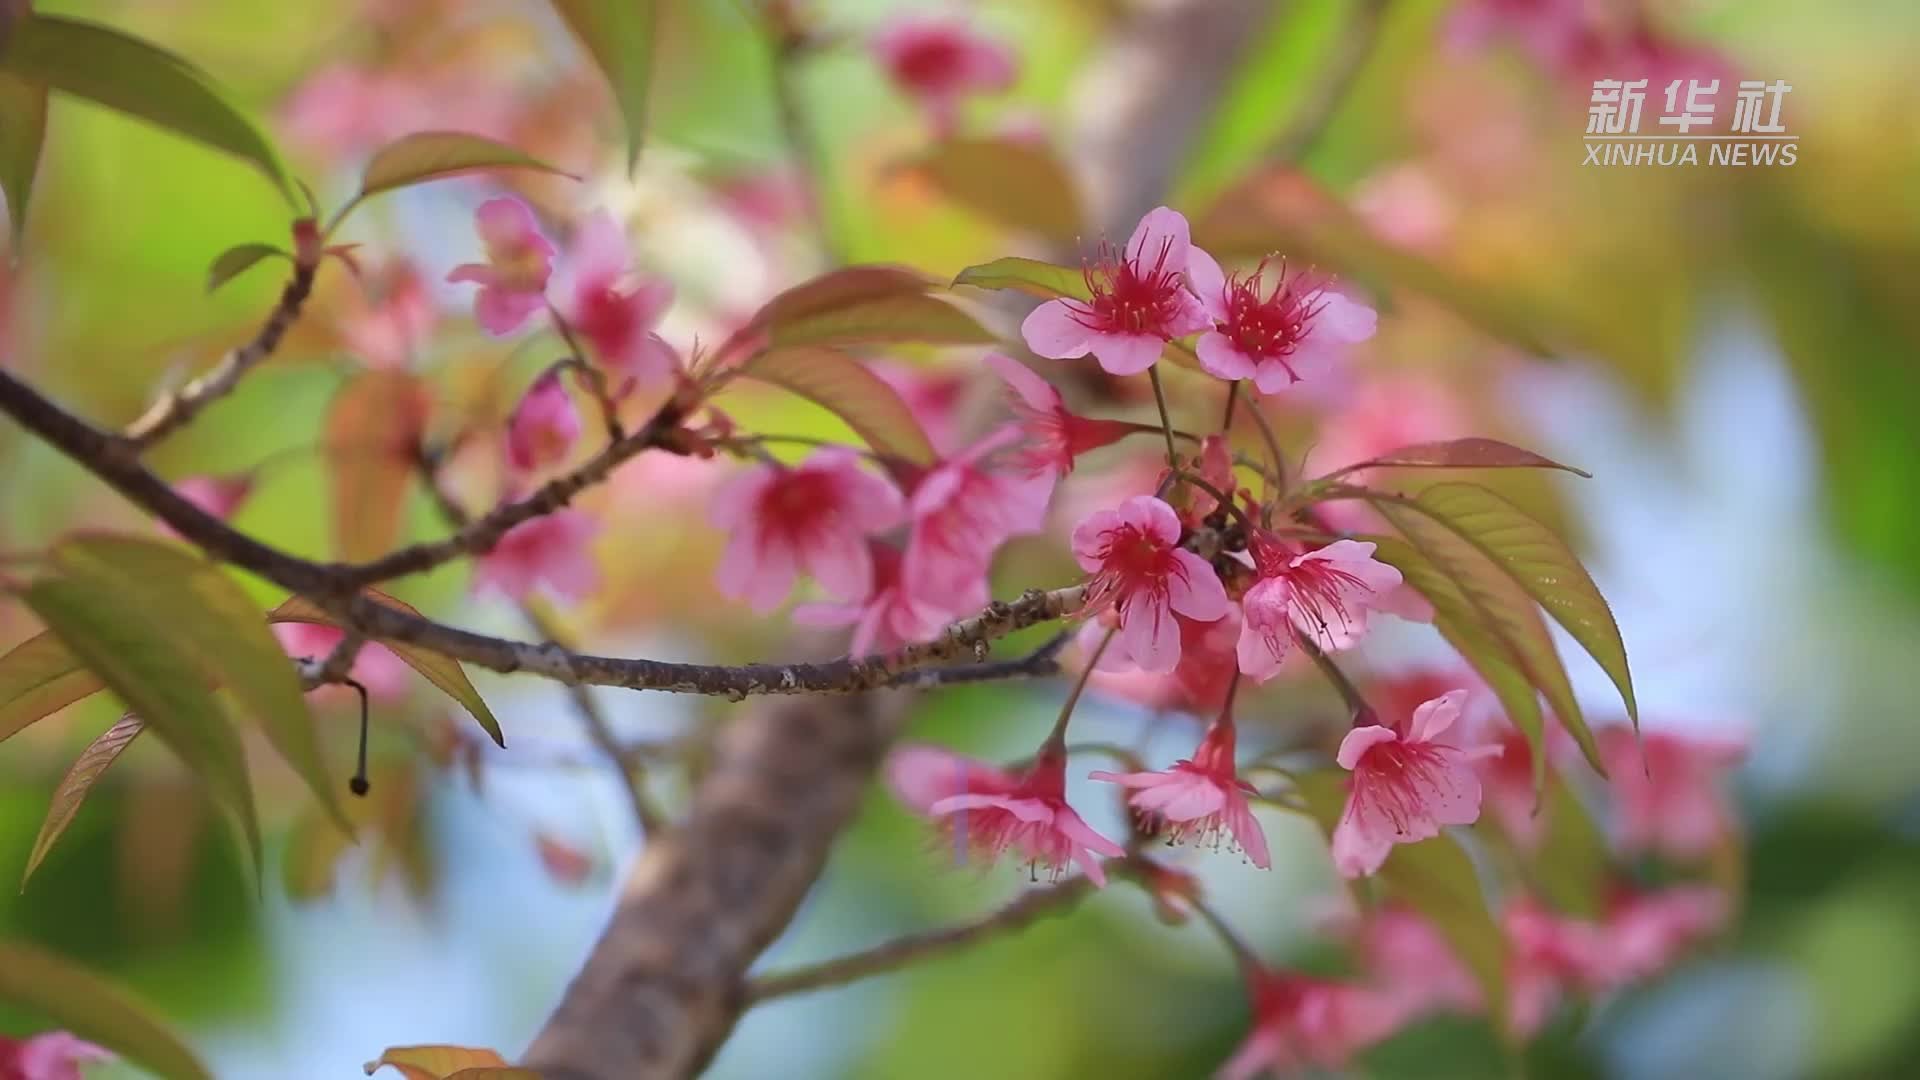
[{"left": 3, "top": 0, "right": 1919, "bottom": 1077}]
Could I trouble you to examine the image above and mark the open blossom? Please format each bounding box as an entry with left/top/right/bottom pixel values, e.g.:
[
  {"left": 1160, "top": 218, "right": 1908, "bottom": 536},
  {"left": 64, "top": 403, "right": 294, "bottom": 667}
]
[
  {"left": 711, "top": 450, "right": 904, "bottom": 614},
  {"left": 1598, "top": 725, "right": 1745, "bottom": 860},
  {"left": 0, "top": 1030, "right": 113, "bottom": 1080},
  {"left": 1236, "top": 536, "right": 1411, "bottom": 682},
  {"left": 1187, "top": 250, "right": 1377, "bottom": 393},
  {"left": 1219, "top": 967, "right": 1402, "bottom": 1080},
  {"left": 793, "top": 540, "right": 977, "bottom": 655},
  {"left": 903, "top": 426, "right": 1053, "bottom": 597},
  {"left": 871, "top": 15, "right": 1016, "bottom": 137},
  {"left": 982, "top": 352, "right": 1133, "bottom": 477},
  {"left": 896, "top": 744, "right": 1126, "bottom": 886},
  {"left": 1332, "top": 689, "right": 1486, "bottom": 877},
  {"left": 447, "top": 197, "right": 556, "bottom": 337},
  {"left": 1091, "top": 720, "right": 1269, "bottom": 868},
  {"left": 1021, "top": 207, "right": 1211, "bottom": 376},
  {"left": 474, "top": 508, "right": 598, "bottom": 602},
  {"left": 1073, "top": 495, "right": 1229, "bottom": 674},
  {"left": 553, "top": 213, "right": 676, "bottom": 388},
  {"left": 506, "top": 370, "right": 582, "bottom": 473}
]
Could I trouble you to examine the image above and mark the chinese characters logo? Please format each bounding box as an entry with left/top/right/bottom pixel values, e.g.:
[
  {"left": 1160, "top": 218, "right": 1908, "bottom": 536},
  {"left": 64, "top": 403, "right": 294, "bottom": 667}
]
[{"left": 1585, "top": 79, "right": 1796, "bottom": 166}]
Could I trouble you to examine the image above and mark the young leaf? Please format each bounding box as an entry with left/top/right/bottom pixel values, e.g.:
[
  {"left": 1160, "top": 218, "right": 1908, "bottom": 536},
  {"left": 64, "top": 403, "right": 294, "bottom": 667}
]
[
  {"left": 364, "top": 1044, "right": 522, "bottom": 1080},
  {"left": 737, "top": 346, "right": 938, "bottom": 467},
  {"left": 0, "top": 14, "right": 292, "bottom": 201},
  {"left": 324, "top": 370, "right": 429, "bottom": 562},
  {"left": 0, "top": 939, "right": 212, "bottom": 1080},
  {"left": 51, "top": 535, "right": 349, "bottom": 832},
  {"left": 548, "top": 0, "right": 656, "bottom": 172},
  {"left": 952, "top": 257, "right": 1090, "bottom": 301},
  {"left": 1333, "top": 438, "right": 1590, "bottom": 478},
  {"left": 205, "top": 242, "right": 289, "bottom": 293},
  {"left": 0, "top": 69, "right": 47, "bottom": 245},
  {"left": 896, "top": 137, "right": 1084, "bottom": 244},
  {"left": 354, "top": 131, "right": 577, "bottom": 202},
  {"left": 722, "top": 265, "right": 992, "bottom": 354},
  {"left": 22, "top": 713, "right": 143, "bottom": 887},
  {"left": 1529, "top": 772, "right": 1609, "bottom": 919},
  {"left": 0, "top": 628, "right": 103, "bottom": 744},
  {"left": 22, "top": 575, "right": 260, "bottom": 884},
  {"left": 269, "top": 591, "right": 505, "bottom": 748}
]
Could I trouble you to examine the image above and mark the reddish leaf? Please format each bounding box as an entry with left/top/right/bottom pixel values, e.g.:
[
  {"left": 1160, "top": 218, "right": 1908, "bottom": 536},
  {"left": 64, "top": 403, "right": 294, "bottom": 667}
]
[
  {"left": 0, "top": 628, "right": 103, "bottom": 744},
  {"left": 535, "top": 832, "right": 594, "bottom": 886},
  {"left": 324, "top": 370, "right": 430, "bottom": 562},
  {"left": 737, "top": 346, "right": 938, "bottom": 467},
  {"left": 356, "top": 131, "right": 575, "bottom": 201},
  {"left": 1336, "top": 438, "right": 1590, "bottom": 478},
  {"left": 724, "top": 265, "right": 989, "bottom": 355},
  {"left": 22, "top": 713, "right": 143, "bottom": 887},
  {"left": 364, "top": 1045, "right": 525, "bottom": 1080},
  {"left": 894, "top": 136, "right": 1083, "bottom": 244}
]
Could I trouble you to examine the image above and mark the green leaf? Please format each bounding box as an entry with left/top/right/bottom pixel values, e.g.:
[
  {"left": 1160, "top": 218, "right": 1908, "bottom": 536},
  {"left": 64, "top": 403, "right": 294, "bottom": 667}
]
[
  {"left": 728, "top": 265, "right": 992, "bottom": 353},
  {"left": 354, "top": 130, "right": 577, "bottom": 202},
  {"left": 1331, "top": 438, "right": 1590, "bottom": 478},
  {"left": 1530, "top": 771, "right": 1609, "bottom": 919},
  {"left": 1410, "top": 483, "right": 1637, "bottom": 728},
  {"left": 0, "top": 69, "right": 46, "bottom": 245},
  {"left": 896, "top": 137, "right": 1084, "bottom": 244},
  {"left": 51, "top": 536, "right": 348, "bottom": 832},
  {"left": 205, "top": 241, "right": 289, "bottom": 293},
  {"left": 952, "top": 257, "right": 1090, "bottom": 301},
  {"left": 0, "top": 938, "right": 212, "bottom": 1080},
  {"left": 1297, "top": 771, "right": 1508, "bottom": 1033},
  {"left": 548, "top": 0, "right": 656, "bottom": 173},
  {"left": 22, "top": 575, "right": 260, "bottom": 883},
  {"left": 0, "top": 628, "right": 103, "bottom": 745},
  {"left": 737, "top": 346, "right": 938, "bottom": 467},
  {"left": 269, "top": 591, "right": 505, "bottom": 748},
  {"left": 0, "top": 14, "right": 292, "bottom": 201},
  {"left": 23, "top": 713, "right": 143, "bottom": 887}
]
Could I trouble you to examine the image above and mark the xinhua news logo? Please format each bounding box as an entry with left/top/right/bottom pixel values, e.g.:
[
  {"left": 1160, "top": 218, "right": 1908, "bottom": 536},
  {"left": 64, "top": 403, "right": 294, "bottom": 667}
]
[{"left": 1584, "top": 78, "right": 1797, "bottom": 167}]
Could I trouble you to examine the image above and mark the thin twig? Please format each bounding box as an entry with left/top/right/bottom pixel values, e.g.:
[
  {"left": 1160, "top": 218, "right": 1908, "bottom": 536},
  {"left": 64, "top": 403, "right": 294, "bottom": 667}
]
[{"left": 1147, "top": 366, "right": 1180, "bottom": 466}]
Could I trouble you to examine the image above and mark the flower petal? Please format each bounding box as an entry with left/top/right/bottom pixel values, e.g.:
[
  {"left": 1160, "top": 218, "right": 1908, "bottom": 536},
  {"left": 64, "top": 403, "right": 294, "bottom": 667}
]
[
  {"left": 1020, "top": 299, "right": 1098, "bottom": 359},
  {"left": 1167, "top": 549, "right": 1230, "bottom": 621},
  {"left": 1336, "top": 725, "right": 1400, "bottom": 771},
  {"left": 982, "top": 351, "right": 1060, "bottom": 412},
  {"left": 1091, "top": 332, "right": 1167, "bottom": 376}
]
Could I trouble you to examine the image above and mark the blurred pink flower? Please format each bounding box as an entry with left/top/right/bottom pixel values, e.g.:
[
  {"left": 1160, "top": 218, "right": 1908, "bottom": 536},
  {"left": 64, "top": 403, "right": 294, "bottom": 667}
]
[
  {"left": 1332, "top": 689, "right": 1487, "bottom": 877},
  {"left": 1236, "top": 536, "right": 1410, "bottom": 683},
  {"left": 886, "top": 742, "right": 1019, "bottom": 814},
  {"left": 871, "top": 360, "right": 971, "bottom": 457},
  {"left": 1091, "top": 719, "right": 1269, "bottom": 868},
  {"left": 1219, "top": 968, "right": 1402, "bottom": 1080},
  {"left": 983, "top": 352, "right": 1133, "bottom": 477},
  {"left": 1352, "top": 163, "right": 1458, "bottom": 254},
  {"left": 1445, "top": 0, "right": 1589, "bottom": 67},
  {"left": 793, "top": 540, "right": 977, "bottom": 655},
  {"left": 273, "top": 622, "right": 411, "bottom": 702},
  {"left": 473, "top": 509, "right": 598, "bottom": 602},
  {"left": 1305, "top": 374, "right": 1473, "bottom": 478},
  {"left": 1505, "top": 895, "right": 1610, "bottom": 1035},
  {"left": 1022, "top": 207, "right": 1211, "bottom": 376},
  {"left": 1353, "top": 905, "right": 1484, "bottom": 1020},
  {"left": 553, "top": 214, "right": 676, "bottom": 389},
  {"left": 505, "top": 370, "right": 581, "bottom": 473},
  {"left": 871, "top": 15, "right": 1016, "bottom": 137},
  {"left": 447, "top": 197, "right": 556, "bottom": 337},
  {"left": 919, "top": 745, "right": 1126, "bottom": 886},
  {"left": 0, "top": 1030, "right": 112, "bottom": 1080},
  {"left": 710, "top": 449, "right": 904, "bottom": 614},
  {"left": 902, "top": 426, "right": 1053, "bottom": 598},
  {"left": 1084, "top": 606, "right": 1244, "bottom": 716},
  {"left": 1598, "top": 885, "right": 1728, "bottom": 987},
  {"left": 339, "top": 259, "right": 436, "bottom": 370},
  {"left": 1187, "top": 251, "right": 1377, "bottom": 393},
  {"left": 1072, "top": 495, "right": 1229, "bottom": 674},
  {"left": 1598, "top": 725, "right": 1745, "bottom": 860},
  {"left": 173, "top": 474, "right": 253, "bottom": 522}
]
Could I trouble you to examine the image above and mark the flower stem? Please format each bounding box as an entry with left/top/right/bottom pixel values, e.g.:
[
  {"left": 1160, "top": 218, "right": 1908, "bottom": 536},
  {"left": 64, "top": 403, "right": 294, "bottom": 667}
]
[
  {"left": 1147, "top": 366, "right": 1180, "bottom": 466},
  {"left": 1221, "top": 379, "right": 1241, "bottom": 433},
  {"left": 1297, "top": 633, "right": 1375, "bottom": 726},
  {"left": 1046, "top": 627, "right": 1115, "bottom": 748},
  {"left": 1190, "top": 896, "right": 1264, "bottom": 975}
]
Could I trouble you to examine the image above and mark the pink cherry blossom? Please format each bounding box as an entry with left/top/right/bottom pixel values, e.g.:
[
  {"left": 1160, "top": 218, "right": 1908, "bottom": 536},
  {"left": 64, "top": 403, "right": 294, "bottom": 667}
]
[
  {"left": 982, "top": 352, "right": 1133, "bottom": 477},
  {"left": 1187, "top": 250, "right": 1377, "bottom": 393},
  {"left": 1091, "top": 719, "right": 1270, "bottom": 868},
  {"left": 871, "top": 15, "right": 1016, "bottom": 137},
  {"left": 1236, "top": 536, "right": 1410, "bottom": 682},
  {"left": 506, "top": 370, "right": 582, "bottom": 473},
  {"left": 902, "top": 426, "right": 1054, "bottom": 598},
  {"left": 1085, "top": 606, "right": 1242, "bottom": 716},
  {"left": 553, "top": 213, "right": 677, "bottom": 389},
  {"left": 1598, "top": 725, "right": 1745, "bottom": 860},
  {"left": 1504, "top": 895, "right": 1610, "bottom": 1035},
  {"left": 0, "top": 1031, "right": 113, "bottom": 1080},
  {"left": 793, "top": 540, "right": 979, "bottom": 655},
  {"left": 1351, "top": 905, "right": 1484, "bottom": 1021},
  {"left": 1021, "top": 207, "right": 1212, "bottom": 376},
  {"left": 925, "top": 746, "right": 1126, "bottom": 886},
  {"left": 447, "top": 197, "right": 556, "bottom": 336},
  {"left": 1332, "top": 689, "right": 1487, "bottom": 877},
  {"left": 473, "top": 508, "right": 598, "bottom": 603},
  {"left": 272, "top": 622, "right": 411, "bottom": 702},
  {"left": 710, "top": 450, "right": 905, "bottom": 614},
  {"left": 1597, "top": 885, "right": 1728, "bottom": 987},
  {"left": 1072, "top": 495, "right": 1229, "bottom": 674},
  {"left": 1218, "top": 967, "right": 1402, "bottom": 1080},
  {"left": 173, "top": 474, "right": 253, "bottom": 521},
  {"left": 338, "top": 258, "right": 436, "bottom": 370},
  {"left": 885, "top": 742, "right": 1020, "bottom": 815}
]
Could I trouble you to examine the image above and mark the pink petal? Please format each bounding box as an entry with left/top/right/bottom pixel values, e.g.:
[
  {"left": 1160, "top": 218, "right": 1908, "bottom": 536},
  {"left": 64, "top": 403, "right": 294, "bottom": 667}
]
[
  {"left": 1125, "top": 206, "right": 1191, "bottom": 269},
  {"left": 565, "top": 212, "right": 631, "bottom": 293},
  {"left": 1055, "top": 806, "right": 1128, "bottom": 857},
  {"left": 475, "top": 196, "right": 549, "bottom": 256},
  {"left": 1117, "top": 494, "right": 1183, "bottom": 545},
  {"left": 1167, "top": 549, "right": 1230, "bottom": 622},
  {"left": 982, "top": 351, "right": 1060, "bottom": 412},
  {"left": 1186, "top": 245, "right": 1229, "bottom": 321},
  {"left": 1313, "top": 291, "right": 1378, "bottom": 344},
  {"left": 1331, "top": 807, "right": 1395, "bottom": 878},
  {"left": 708, "top": 466, "right": 775, "bottom": 529},
  {"left": 1020, "top": 299, "right": 1097, "bottom": 359},
  {"left": 1070, "top": 507, "right": 1124, "bottom": 570},
  {"left": 1217, "top": 1028, "right": 1286, "bottom": 1080},
  {"left": 1089, "top": 769, "right": 1178, "bottom": 789},
  {"left": 1227, "top": 799, "right": 1272, "bottom": 869},
  {"left": 1235, "top": 617, "right": 1286, "bottom": 683},
  {"left": 446, "top": 262, "right": 496, "bottom": 286},
  {"left": 1091, "top": 332, "right": 1167, "bottom": 376},
  {"left": 1408, "top": 690, "right": 1468, "bottom": 744},
  {"left": 886, "top": 745, "right": 1006, "bottom": 811},
  {"left": 1197, "top": 332, "right": 1259, "bottom": 382},
  {"left": 1118, "top": 590, "right": 1182, "bottom": 674},
  {"left": 1336, "top": 725, "right": 1400, "bottom": 771},
  {"left": 1409, "top": 753, "right": 1483, "bottom": 826},
  {"left": 1163, "top": 288, "right": 1214, "bottom": 339},
  {"left": 803, "top": 531, "right": 875, "bottom": 603}
]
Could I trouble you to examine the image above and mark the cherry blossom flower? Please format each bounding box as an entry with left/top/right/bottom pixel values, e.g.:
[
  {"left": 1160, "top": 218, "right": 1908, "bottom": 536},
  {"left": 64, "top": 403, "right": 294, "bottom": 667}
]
[
  {"left": 1598, "top": 725, "right": 1745, "bottom": 860},
  {"left": 173, "top": 474, "right": 253, "bottom": 522},
  {"left": 338, "top": 258, "right": 436, "bottom": 370},
  {"left": 1236, "top": 536, "right": 1411, "bottom": 682},
  {"left": 1085, "top": 606, "right": 1242, "bottom": 715},
  {"left": 793, "top": 540, "right": 979, "bottom": 654},
  {"left": 982, "top": 352, "right": 1133, "bottom": 477},
  {"left": 448, "top": 197, "right": 556, "bottom": 337},
  {"left": 473, "top": 508, "right": 598, "bottom": 603},
  {"left": 1504, "top": 895, "right": 1610, "bottom": 1035},
  {"left": 1332, "top": 689, "right": 1487, "bottom": 877},
  {"left": 1187, "top": 250, "right": 1377, "bottom": 393},
  {"left": 1021, "top": 207, "right": 1211, "bottom": 376},
  {"left": 505, "top": 370, "right": 581, "bottom": 473},
  {"left": 552, "top": 214, "right": 676, "bottom": 389},
  {"left": 0, "top": 1030, "right": 113, "bottom": 1080},
  {"left": 1091, "top": 719, "right": 1270, "bottom": 868},
  {"left": 710, "top": 450, "right": 905, "bottom": 614},
  {"left": 903, "top": 426, "right": 1053, "bottom": 598},
  {"left": 886, "top": 742, "right": 1020, "bottom": 814},
  {"left": 1072, "top": 495, "right": 1229, "bottom": 674},
  {"left": 273, "top": 622, "right": 411, "bottom": 702},
  {"left": 1219, "top": 967, "right": 1403, "bottom": 1080},
  {"left": 926, "top": 746, "right": 1126, "bottom": 886},
  {"left": 1351, "top": 905, "right": 1484, "bottom": 1021},
  {"left": 871, "top": 15, "right": 1016, "bottom": 137},
  {"left": 1599, "top": 885, "right": 1728, "bottom": 988}
]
